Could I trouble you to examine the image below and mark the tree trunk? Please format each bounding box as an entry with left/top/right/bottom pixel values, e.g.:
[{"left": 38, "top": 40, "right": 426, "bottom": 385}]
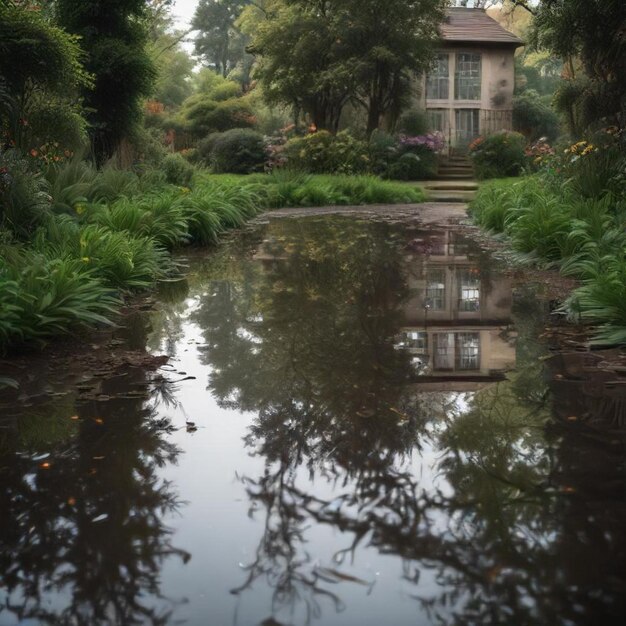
[{"left": 366, "top": 101, "right": 381, "bottom": 137}]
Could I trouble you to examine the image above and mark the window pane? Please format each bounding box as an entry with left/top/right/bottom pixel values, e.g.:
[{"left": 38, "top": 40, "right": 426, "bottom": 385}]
[
  {"left": 425, "top": 269, "right": 446, "bottom": 310},
  {"left": 455, "top": 53, "right": 481, "bottom": 100},
  {"left": 433, "top": 333, "right": 455, "bottom": 370},
  {"left": 458, "top": 269, "right": 480, "bottom": 312},
  {"left": 427, "top": 54, "right": 449, "bottom": 99},
  {"left": 456, "top": 333, "right": 480, "bottom": 370}
]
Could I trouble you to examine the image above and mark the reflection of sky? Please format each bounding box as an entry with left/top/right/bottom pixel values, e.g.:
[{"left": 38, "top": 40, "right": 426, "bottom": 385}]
[{"left": 148, "top": 301, "right": 484, "bottom": 625}]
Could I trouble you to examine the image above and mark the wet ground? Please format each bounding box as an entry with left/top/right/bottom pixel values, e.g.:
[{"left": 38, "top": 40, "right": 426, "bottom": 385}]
[{"left": 0, "top": 204, "right": 625, "bottom": 626}]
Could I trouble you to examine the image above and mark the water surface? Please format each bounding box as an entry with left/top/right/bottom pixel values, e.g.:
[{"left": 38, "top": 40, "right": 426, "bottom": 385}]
[{"left": 1, "top": 214, "right": 624, "bottom": 626}]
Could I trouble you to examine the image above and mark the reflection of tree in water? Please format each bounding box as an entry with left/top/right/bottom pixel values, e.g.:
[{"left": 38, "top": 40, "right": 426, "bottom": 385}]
[
  {"left": 0, "top": 371, "right": 189, "bottom": 625},
  {"left": 194, "top": 217, "right": 625, "bottom": 625}
]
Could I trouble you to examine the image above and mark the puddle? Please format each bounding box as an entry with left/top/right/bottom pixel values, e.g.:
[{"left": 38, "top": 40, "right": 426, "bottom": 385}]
[{"left": 0, "top": 214, "right": 624, "bottom": 626}]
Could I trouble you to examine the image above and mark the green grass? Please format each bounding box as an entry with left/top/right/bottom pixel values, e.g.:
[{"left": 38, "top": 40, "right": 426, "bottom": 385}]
[
  {"left": 198, "top": 171, "right": 426, "bottom": 207},
  {"left": 471, "top": 175, "right": 626, "bottom": 345}
]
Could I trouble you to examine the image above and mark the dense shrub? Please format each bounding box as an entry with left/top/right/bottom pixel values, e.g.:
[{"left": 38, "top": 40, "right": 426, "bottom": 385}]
[
  {"left": 369, "top": 132, "right": 441, "bottom": 180},
  {"left": 513, "top": 90, "right": 560, "bottom": 142},
  {"left": 469, "top": 131, "right": 527, "bottom": 179},
  {"left": 177, "top": 94, "right": 256, "bottom": 138},
  {"left": 396, "top": 109, "right": 429, "bottom": 136},
  {"left": 196, "top": 133, "right": 221, "bottom": 165},
  {"left": 0, "top": 150, "right": 51, "bottom": 236},
  {"left": 282, "top": 131, "right": 369, "bottom": 175},
  {"left": 161, "top": 153, "right": 195, "bottom": 186},
  {"left": 209, "top": 129, "right": 267, "bottom": 174}
]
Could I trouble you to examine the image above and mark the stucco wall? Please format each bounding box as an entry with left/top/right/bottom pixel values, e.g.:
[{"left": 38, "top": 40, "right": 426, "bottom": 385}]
[{"left": 419, "top": 45, "right": 516, "bottom": 145}]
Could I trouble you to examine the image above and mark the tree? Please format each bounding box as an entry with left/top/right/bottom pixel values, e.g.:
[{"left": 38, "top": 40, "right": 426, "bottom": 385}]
[
  {"left": 248, "top": 0, "right": 445, "bottom": 135},
  {"left": 56, "top": 0, "right": 156, "bottom": 163},
  {"left": 149, "top": 32, "right": 195, "bottom": 108},
  {"left": 249, "top": 0, "right": 354, "bottom": 132},
  {"left": 530, "top": 0, "right": 626, "bottom": 130},
  {"left": 340, "top": 0, "right": 445, "bottom": 135},
  {"left": 192, "top": 0, "right": 251, "bottom": 78},
  {"left": 0, "top": 2, "right": 90, "bottom": 152}
]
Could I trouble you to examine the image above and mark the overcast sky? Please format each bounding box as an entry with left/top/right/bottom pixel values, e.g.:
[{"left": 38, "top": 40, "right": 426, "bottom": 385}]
[{"left": 172, "top": 0, "right": 199, "bottom": 30}]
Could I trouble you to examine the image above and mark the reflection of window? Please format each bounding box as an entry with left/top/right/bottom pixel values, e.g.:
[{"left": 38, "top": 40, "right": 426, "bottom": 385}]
[
  {"left": 403, "top": 331, "right": 428, "bottom": 353},
  {"left": 455, "top": 53, "right": 481, "bottom": 100},
  {"left": 427, "top": 54, "right": 449, "bottom": 99},
  {"left": 426, "top": 269, "right": 446, "bottom": 310},
  {"left": 434, "top": 332, "right": 455, "bottom": 370},
  {"left": 458, "top": 269, "right": 480, "bottom": 312},
  {"left": 433, "top": 332, "right": 481, "bottom": 371},
  {"left": 456, "top": 332, "right": 480, "bottom": 370},
  {"left": 447, "top": 233, "right": 469, "bottom": 256}
]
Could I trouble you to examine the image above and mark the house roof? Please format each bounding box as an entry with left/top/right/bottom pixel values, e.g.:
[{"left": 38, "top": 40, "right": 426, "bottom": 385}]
[{"left": 440, "top": 8, "right": 524, "bottom": 47}]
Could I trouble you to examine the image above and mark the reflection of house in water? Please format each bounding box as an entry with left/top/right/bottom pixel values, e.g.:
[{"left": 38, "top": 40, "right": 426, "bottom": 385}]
[{"left": 397, "top": 227, "right": 515, "bottom": 390}]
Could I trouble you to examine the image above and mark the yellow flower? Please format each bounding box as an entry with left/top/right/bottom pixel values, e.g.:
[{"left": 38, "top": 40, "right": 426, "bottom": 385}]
[{"left": 81, "top": 257, "right": 90, "bottom": 263}]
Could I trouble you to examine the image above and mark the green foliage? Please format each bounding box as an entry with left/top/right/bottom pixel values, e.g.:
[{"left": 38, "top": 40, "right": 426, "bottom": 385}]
[
  {"left": 192, "top": 0, "right": 251, "bottom": 78},
  {"left": 471, "top": 171, "right": 626, "bottom": 344},
  {"left": 0, "top": 3, "right": 91, "bottom": 101},
  {"left": 388, "top": 147, "right": 437, "bottom": 181},
  {"left": 396, "top": 109, "right": 429, "bottom": 136},
  {"left": 0, "top": 244, "right": 118, "bottom": 352},
  {"left": 0, "top": 4, "right": 90, "bottom": 154},
  {"left": 250, "top": 0, "right": 445, "bottom": 134},
  {"left": 42, "top": 218, "right": 171, "bottom": 291},
  {"left": 236, "top": 171, "right": 425, "bottom": 207},
  {"left": 86, "top": 166, "right": 140, "bottom": 204},
  {"left": 57, "top": 0, "right": 156, "bottom": 163},
  {"left": 161, "top": 153, "right": 196, "bottom": 186},
  {"left": 469, "top": 131, "right": 527, "bottom": 180},
  {"left": 561, "top": 131, "right": 626, "bottom": 200},
  {"left": 282, "top": 131, "right": 369, "bottom": 175},
  {"left": 149, "top": 32, "right": 194, "bottom": 108},
  {"left": 513, "top": 90, "right": 560, "bottom": 142},
  {"left": 177, "top": 93, "right": 256, "bottom": 138},
  {"left": 530, "top": 0, "right": 626, "bottom": 133},
  {"left": 367, "top": 131, "right": 439, "bottom": 181},
  {"left": 0, "top": 150, "right": 51, "bottom": 237},
  {"left": 209, "top": 129, "right": 267, "bottom": 174}
]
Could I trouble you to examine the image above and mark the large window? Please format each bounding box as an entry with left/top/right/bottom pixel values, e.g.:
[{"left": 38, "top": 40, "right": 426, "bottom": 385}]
[
  {"left": 425, "top": 269, "right": 446, "bottom": 311},
  {"left": 455, "top": 53, "right": 481, "bottom": 100},
  {"left": 456, "top": 333, "right": 480, "bottom": 370},
  {"left": 455, "top": 109, "right": 480, "bottom": 146},
  {"left": 427, "top": 54, "right": 449, "bottom": 100},
  {"left": 458, "top": 269, "right": 480, "bottom": 312},
  {"left": 432, "top": 332, "right": 481, "bottom": 371},
  {"left": 428, "top": 109, "right": 447, "bottom": 132}
]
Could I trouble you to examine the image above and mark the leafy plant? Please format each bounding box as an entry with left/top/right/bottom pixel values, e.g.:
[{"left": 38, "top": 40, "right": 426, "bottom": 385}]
[
  {"left": 469, "top": 131, "right": 527, "bottom": 180},
  {"left": 209, "top": 129, "right": 267, "bottom": 174},
  {"left": 161, "top": 153, "right": 196, "bottom": 186},
  {"left": 282, "top": 131, "right": 369, "bottom": 175}
]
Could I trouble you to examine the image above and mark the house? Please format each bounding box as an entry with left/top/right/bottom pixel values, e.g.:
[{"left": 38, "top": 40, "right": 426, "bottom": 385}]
[
  {"left": 421, "top": 7, "right": 523, "bottom": 152},
  {"left": 396, "top": 225, "right": 516, "bottom": 391}
]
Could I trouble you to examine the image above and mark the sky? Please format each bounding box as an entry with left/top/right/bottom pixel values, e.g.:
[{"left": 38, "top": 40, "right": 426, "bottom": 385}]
[{"left": 172, "top": 0, "right": 199, "bottom": 30}]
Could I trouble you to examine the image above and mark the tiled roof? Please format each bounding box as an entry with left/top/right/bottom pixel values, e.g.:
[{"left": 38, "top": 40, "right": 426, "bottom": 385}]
[{"left": 440, "top": 8, "right": 523, "bottom": 46}]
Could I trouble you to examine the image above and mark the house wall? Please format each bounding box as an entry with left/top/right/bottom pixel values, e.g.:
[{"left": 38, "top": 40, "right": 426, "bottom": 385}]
[{"left": 421, "top": 45, "right": 516, "bottom": 150}]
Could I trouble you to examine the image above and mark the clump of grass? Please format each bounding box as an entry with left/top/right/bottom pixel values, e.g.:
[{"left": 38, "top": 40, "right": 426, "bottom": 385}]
[
  {"left": 203, "top": 171, "right": 425, "bottom": 208},
  {"left": 0, "top": 244, "right": 118, "bottom": 352},
  {"left": 472, "top": 175, "right": 626, "bottom": 344}
]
